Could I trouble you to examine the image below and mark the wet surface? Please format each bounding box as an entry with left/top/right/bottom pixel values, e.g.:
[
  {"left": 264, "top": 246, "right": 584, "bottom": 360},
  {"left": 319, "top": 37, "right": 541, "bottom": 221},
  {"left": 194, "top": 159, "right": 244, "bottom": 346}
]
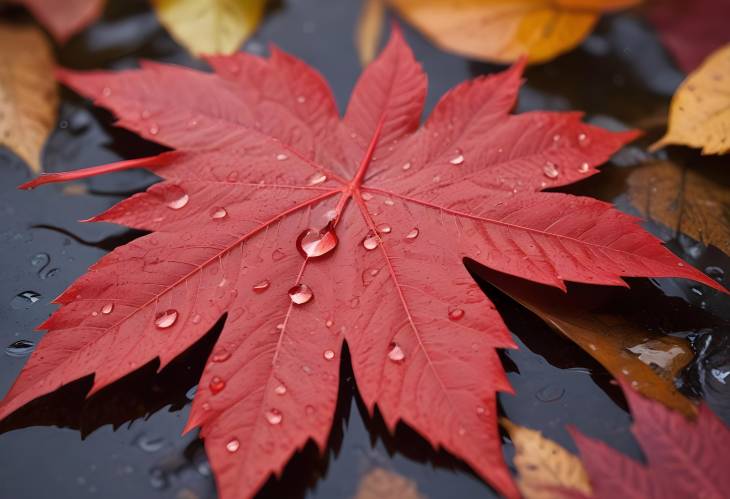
[{"left": 0, "top": 1, "right": 728, "bottom": 498}]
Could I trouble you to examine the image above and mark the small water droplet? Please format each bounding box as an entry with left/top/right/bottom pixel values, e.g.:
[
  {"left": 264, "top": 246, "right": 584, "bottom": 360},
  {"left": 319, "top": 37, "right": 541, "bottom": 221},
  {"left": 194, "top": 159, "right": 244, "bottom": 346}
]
[
  {"left": 678, "top": 262, "right": 685, "bottom": 267},
  {"left": 265, "top": 409, "right": 283, "bottom": 425},
  {"left": 552, "top": 134, "right": 561, "bottom": 142},
  {"left": 711, "top": 368, "right": 730, "bottom": 384},
  {"left": 476, "top": 406, "right": 485, "bottom": 415},
  {"left": 149, "top": 468, "right": 167, "bottom": 490},
  {"left": 10, "top": 291, "right": 41, "bottom": 309},
  {"left": 288, "top": 283, "right": 313, "bottom": 305},
  {"left": 361, "top": 192, "right": 373, "bottom": 201},
  {"left": 298, "top": 225, "right": 338, "bottom": 257},
  {"left": 211, "top": 348, "right": 231, "bottom": 363},
  {"left": 306, "top": 172, "right": 327, "bottom": 185},
  {"left": 323, "top": 349, "right": 335, "bottom": 360},
  {"left": 388, "top": 343, "right": 405, "bottom": 362},
  {"left": 154, "top": 309, "right": 179, "bottom": 329},
  {"left": 383, "top": 198, "right": 394, "bottom": 206},
  {"left": 136, "top": 435, "right": 166, "bottom": 453},
  {"left": 449, "top": 150, "right": 465, "bottom": 165},
  {"left": 252, "top": 279, "right": 270, "bottom": 293},
  {"left": 448, "top": 307, "right": 464, "bottom": 321},
  {"left": 101, "top": 87, "right": 112, "bottom": 97},
  {"left": 297, "top": 96, "right": 306, "bottom": 104},
  {"left": 305, "top": 405, "right": 315, "bottom": 416},
  {"left": 543, "top": 162, "right": 559, "bottom": 179},
  {"left": 705, "top": 266, "right": 724, "bottom": 282},
  {"left": 274, "top": 384, "right": 287, "bottom": 395},
  {"left": 191, "top": 314, "right": 202, "bottom": 324},
  {"left": 166, "top": 188, "right": 189, "bottom": 210},
  {"left": 362, "top": 232, "right": 379, "bottom": 250},
  {"left": 210, "top": 207, "right": 228, "bottom": 220},
  {"left": 226, "top": 439, "right": 240, "bottom": 453},
  {"left": 276, "top": 153, "right": 288, "bottom": 161},
  {"left": 377, "top": 223, "right": 392, "bottom": 234},
  {"left": 5, "top": 339, "right": 35, "bottom": 357},
  {"left": 227, "top": 171, "right": 239, "bottom": 182},
  {"left": 535, "top": 384, "right": 565, "bottom": 402},
  {"left": 271, "top": 248, "right": 286, "bottom": 261},
  {"left": 101, "top": 303, "right": 114, "bottom": 315},
  {"left": 458, "top": 427, "right": 466, "bottom": 436},
  {"left": 185, "top": 385, "right": 197, "bottom": 400},
  {"left": 209, "top": 376, "right": 226, "bottom": 394},
  {"left": 405, "top": 228, "right": 419, "bottom": 240},
  {"left": 579, "top": 162, "right": 590, "bottom": 173},
  {"left": 149, "top": 123, "right": 159, "bottom": 135},
  {"left": 275, "top": 323, "right": 285, "bottom": 333},
  {"left": 325, "top": 319, "right": 334, "bottom": 328},
  {"left": 402, "top": 162, "right": 412, "bottom": 171},
  {"left": 578, "top": 133, "right": 588, "bottom": 143}
]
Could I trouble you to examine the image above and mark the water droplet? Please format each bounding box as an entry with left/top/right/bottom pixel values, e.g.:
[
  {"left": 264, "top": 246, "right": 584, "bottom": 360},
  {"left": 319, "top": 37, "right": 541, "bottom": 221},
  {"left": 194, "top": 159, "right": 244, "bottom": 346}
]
[
  {"left": 274, "top": 384, "right": 287, "bottom": 395},
  {"left": 5, "top": 339, "right": 35, "bottom": 357},
  {"left": 578, "top": 132, "right": 588, "bottom": 143},
  {"left": 211, "top": 348, "right": 231, "bottom": 363},
  {"left": 298, "top": 225, "right": 338, "bottom": 258},
  {"left": 252, "top": 279, "right": 270, "bottom": 293},
  {"left": 276, "top": 153, "right": 288, "bottom": 161},
  {"left": 275, "top": 323, "right": 285, "bottom": 333},
  {"left": 101, "top": 303, "right": 114, "bottom": 315},
  {"left": 271, "top": 248, "right": 286, "bottom": 261},
  {"left": 377, "top": 223, "right": 392, "bottom": 234},
  {"left": 705, "top": 266, "right": 724, "bottom": 282},
  {"left": 135, "top": 434, "right": 166, "bottom": 453},
  {"left": 185, "top": 385, "right": 197, "bottom": 400},
  {"left": 361, "top": 192, "right": 373, "bottom": 201},
  {"left": 711, "top": 368, "right": 730, "bottom": 384},
  {"left": 678, "top": 262, "right": 685, "bottom": 267},
  {"left": 154, "top": 309, "right": 179, "bottom": 329},
  {"left": 10, "top": 291, "right": 41, "bottom": 309},
  {"left": 226, "top": 439, "right": 240, "bottom": 453},
  {"left": 383, "top": 198, "right": 394, "bottom": 206},
  {"left": 476, "top": 406, "right": 485, "bottom": 415},
  {"left": 535, "top": 384, "right": 565, "bottom": 402},
  {"left": 227, "top": 171, "right": 239, "bottom": 182},
  {"left": 449, "top": 150, "right": 465, "bottom": 165},
  {"left": 362, "top": 268, "right": 380, "bottom": 286},
  {"left": 388, "top": 343, "right": 405, "bottom": 362},
  {"left": 149, "top": 468, "right": 167, "bottom": 490},
  {"left": 191, "top": 314, "right": 202, "bottom": 324},
  {"left": 362, "top": 232, "right": 379, "bottom": 250},
  {"left": 306, "top": 172, "right": 327, "bottom": 186},
  {"left": 149, "top": 123, "right": 159, "bottom": 135},
  {"left": 448, "top": 307, "right": 465, "bottom": 321},
  {"left": 166, "top": 188, "right": 189, "bottom": 210},
  {"left": 210, "top": 207, "right": 227, "bottom": 220},
  {"left": 305, "top": 405, "right": 315, "bottom": 416},
  {"left": 405, "top": 228, "right": 419, "bottom": 240},
  {"left": 402, "top": 162, "right": 412, "bottom": 171},
  {"left": 552, "top": 134, "right": 561, "bottom": 142},
  {"left": 325, "top": 319, "right": 334, "bottom": 328},
  {"left": 543, "top": 162, "right": 559, "bottom": 179},
  {"left": 458, "top": 427, "right": 466, "bottom": 436},
  {"left": 288, "top": 283, "right": 313, "bottom": 304},
  {"left": 297, "top": 96, "right": 306, "bottom": 104},
  {"left": 101, "top": 87, "right": 112, "bottom": 97},
  {"left": 323, "top": 350, "right": 335, "bottom": 360},
  {"left": 265, "top": 409, "right": 283, "bottom": 425},
  {"left": 209, "top": 376, "right": 226, "bottom": 394},
  {"left": 579, "top": 162, "right": 590, "bottom": 173}
]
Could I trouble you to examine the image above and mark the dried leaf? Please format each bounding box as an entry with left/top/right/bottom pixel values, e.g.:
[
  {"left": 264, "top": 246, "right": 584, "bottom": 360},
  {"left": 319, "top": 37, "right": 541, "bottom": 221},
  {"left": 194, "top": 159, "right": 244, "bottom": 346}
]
[
  {"left": 356, "top": 0, "right": 386, "bottom": 66},
  {"left": 477, "top": 267, "right": 697, "bottom": 417},
  {"left": 628, "top": 161, "right": 730, "bottom": 256},
  {"left": 389, "top": 0, "right": 640, "bottom": 64},
  {"left": 152, "top": 0, "right": 266, "bottom": 56},
  {"left": 354, "top": 468, "right": 423, "bottom": 499},
  {"left": 501, "top": 419, "right": 591, "bottom": 499},
  {"left": 651, "top": 44, "right": 730, "bottom": 155},
  {"left": 0, "top": 24, "right": 57, "bottom": 174}
]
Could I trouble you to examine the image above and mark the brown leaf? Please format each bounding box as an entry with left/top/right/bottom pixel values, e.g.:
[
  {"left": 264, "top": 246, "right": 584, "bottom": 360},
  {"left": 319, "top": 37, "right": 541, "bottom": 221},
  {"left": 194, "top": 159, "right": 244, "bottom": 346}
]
[
  {"left": 0, "top": 24, "right": 57, "bottom": 174},
  {"left": 354, "top": 467, "right": 424, "bottom": 499},
  {"left": 356, "top": 0, "right": 386, "bottom": 66},
  {"left": 651, "top": 43, "right": 730, "bottom": 155},
  {"left": 475, "top": 267, "right": 697, "bottom": 418},
  {"left": 502, "top": 419, "right": 591, "bottom": 499},
  {"left": 627, "top": 160, "right": 730, "bottom": 256}
]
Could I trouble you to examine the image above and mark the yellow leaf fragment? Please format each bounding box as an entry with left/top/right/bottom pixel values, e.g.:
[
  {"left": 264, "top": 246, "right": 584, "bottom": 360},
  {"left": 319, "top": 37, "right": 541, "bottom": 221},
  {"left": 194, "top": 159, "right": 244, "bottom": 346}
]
[
  {"left": 388, "top": 0, "right": 640, "bottom": 64},
  {"left": 0, "top": 24, "right": 57, "bottom": 174},
  {"left": 502, "top": 419, "right": 591, "bottom": 499},
  {"left": 652, "top": 43, "right": 730, "bottom": 155},
  {"left": 356, "top": 0, "right": 386, "bottom": 66},
  {"left": 152, "top": 0, "right": 266, "bottom": 56},
  {"left": 628, "top": 161, "right": 730, "bottom": 256},
  {"left": 354, "top": 467, "right": 424, "bottom": 499}
]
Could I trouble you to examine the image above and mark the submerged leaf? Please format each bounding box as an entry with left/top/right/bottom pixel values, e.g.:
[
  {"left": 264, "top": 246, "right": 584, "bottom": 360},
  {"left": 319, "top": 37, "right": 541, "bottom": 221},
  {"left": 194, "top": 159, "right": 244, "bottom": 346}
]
[
  {"left": 0, "top": 24, "right": 57, "bottom": 174},
  {"left": 355, "top": 467, "right": 423, "bottom": 499}
]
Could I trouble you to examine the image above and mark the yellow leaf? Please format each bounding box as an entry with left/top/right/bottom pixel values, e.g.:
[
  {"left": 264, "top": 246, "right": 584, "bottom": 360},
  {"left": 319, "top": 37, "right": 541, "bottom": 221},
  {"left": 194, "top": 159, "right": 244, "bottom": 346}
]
[
  {"left": 475, "top": 266, "right": 697, "bottom": 418},
  {"left": 354, "top": 467, "right": 424, "bottom": 499},
  {"left": 0, "top": 24, "right": 57, "bottom": 174},
  {"left": 152, "top": 0, "right": 266, "bottom": 56},
  {"left": 501, "top": 419, "right": 591, "bottom": 499},
  {"left": 627, "top": 161, "right": 730, "bottom": 256},
  {"left": 356, "top": 0, "right": 386, "bottom": 66},
  {"left": 652, "top": 44, "right": 730, "bottom": 155},
  {"left": 389, "top": 0, "right": 640, "bottom": 64}
]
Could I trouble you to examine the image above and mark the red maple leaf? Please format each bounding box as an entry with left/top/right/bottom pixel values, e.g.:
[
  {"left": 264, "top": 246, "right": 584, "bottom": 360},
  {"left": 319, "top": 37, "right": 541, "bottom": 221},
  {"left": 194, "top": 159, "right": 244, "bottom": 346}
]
[
  {"left": 569, "top": 381, "right": 730, "bottom": 498},
  {"left": 11, "top": 0, "right": 103, "bottom": 43},
  {"left": 4, "top": 27, "right": 724, "bottom": 499}
]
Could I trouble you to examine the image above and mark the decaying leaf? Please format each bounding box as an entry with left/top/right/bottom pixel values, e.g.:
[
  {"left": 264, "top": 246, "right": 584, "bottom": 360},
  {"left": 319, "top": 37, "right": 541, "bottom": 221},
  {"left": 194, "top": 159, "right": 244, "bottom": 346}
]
[
  {"left": 0, "top": 23, "right": 57, "bottom": 174},
  {"left": 356, "top": 0, "right": 385, "bottom": 66},
  {"left": 501, "top": 419, "right": 591, "bottom": 499},
  {"left": 354, "top": 467, "right": 423, "bottom": 499},
  {"left": 477, "top": 267, "right": 697, "bottom": 417},
  {"left": 651, "top": 44, "right": 730, "bottom": 155},
  {"left": 388, "top": 0, "right": 640, "bottom": 64},
  {"left": 11, "top": 0, "right": 104, "bottom": 43},
  {"left": 627, "top": 161, "right": 730, "bottom": 256},
  {"left": 152, "top": 0, "right": 266, "bottom": 56}
]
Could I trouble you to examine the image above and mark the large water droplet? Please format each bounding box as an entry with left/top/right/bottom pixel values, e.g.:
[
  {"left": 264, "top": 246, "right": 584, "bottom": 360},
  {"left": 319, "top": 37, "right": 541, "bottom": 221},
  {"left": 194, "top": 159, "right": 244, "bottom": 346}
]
[
  {"left": 166, "top": 187, "right": 189, "bottom": 210},
  {"left": 10, "top": 291, "right": 41, "bottom": 309},
  {"left": 5, "top": 339, "right": 35, "bottom": 357},
  {"left": 543, "top": 162, "right": 559, "bottom": 179},
  {"left": 209, "top": 376, "right": 226, "bottom": 394},
  {"left": 226, "top": 439, "right": 240, "bottom": 453},
  {"left": 211, "top": 348, "right": 231, "bottom": 363},
  {"left": 265, "top": 409, "right": 283, "bottom": 425},
  {"left": 210, "top": 207, "right": 228, "bottom": 220},
  {"left": 362, "top": 232, "right": 379, "bottom": 250},
  {"left": 323, "top": 349, "right": 335, "bottom": 361},
  {"left": 274, "top": 384, "right": 287, "bottom": 395},
  {"left": 449, "top": 150, "right": 465, "bottom": 165},
  {"left": 388, "top": 343, "right": 405, "bottom": 362},
  {"left": 448, "top": 307, "right": 465, "bottom": 321},
  {"left": 405, "top": 228, "right": 419, "bottom": 240},
  {"left": 101, "top": 303, "right": 114, "bottom": 315},
  {"left": 306, "top": 172, "right": 327, "bottom": 186},
  {"left": 252, "top": 279, "right": 270, "bottom": 293},
  {"left": 297, "top": 225, "right": 338, "bottom": 258},
  {"left": 288, "top": 283, "right": 313, "bottom": 304},
  {"left": 154, "top": 309, "right": 179, "bottom": 329}
]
